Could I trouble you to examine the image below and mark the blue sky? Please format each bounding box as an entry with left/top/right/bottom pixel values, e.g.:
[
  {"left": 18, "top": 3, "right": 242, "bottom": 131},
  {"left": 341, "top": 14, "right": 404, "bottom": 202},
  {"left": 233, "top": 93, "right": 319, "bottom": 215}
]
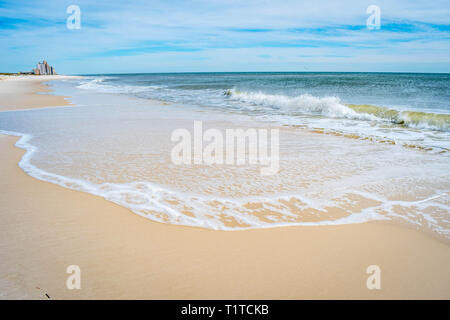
[{"left": 0, "top": 0, "right": 449, "bottom": 74}]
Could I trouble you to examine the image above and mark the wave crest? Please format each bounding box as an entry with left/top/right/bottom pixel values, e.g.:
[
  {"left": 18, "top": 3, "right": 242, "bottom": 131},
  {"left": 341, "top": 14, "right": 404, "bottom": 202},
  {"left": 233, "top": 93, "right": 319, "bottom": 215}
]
[
  {"left": 347, "top": 104, "right": 450, "bottom": 131},
  {"left": 225, "top": 89, "right": 376, "bottom": 121},
  {"left": 225, "top": 89, "right": 450, "bottom": 132}
]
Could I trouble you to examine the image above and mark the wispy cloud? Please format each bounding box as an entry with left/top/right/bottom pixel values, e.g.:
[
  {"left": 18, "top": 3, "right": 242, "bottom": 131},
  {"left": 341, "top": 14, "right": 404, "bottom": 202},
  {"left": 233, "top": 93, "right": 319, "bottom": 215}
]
[{"left": 0, "top": 0, "right": 449, "bottom": 73}]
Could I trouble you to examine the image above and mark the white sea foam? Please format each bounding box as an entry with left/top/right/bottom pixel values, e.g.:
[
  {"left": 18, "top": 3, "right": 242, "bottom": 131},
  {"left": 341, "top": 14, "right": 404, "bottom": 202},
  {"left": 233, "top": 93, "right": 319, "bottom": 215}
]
[
  {"left": 2, "top": 129, "right": 449, "bottom": 237},
  {"left": 226, "top": 89, "right": 379, "bottom": 121},
  {"left": 77, "top": 77, "right": 163, "bottom": 95}
]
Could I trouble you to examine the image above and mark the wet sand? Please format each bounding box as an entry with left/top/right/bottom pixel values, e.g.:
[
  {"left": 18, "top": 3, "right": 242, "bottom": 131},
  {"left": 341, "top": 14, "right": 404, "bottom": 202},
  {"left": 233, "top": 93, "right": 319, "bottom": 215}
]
[{"left": 0, "top": 75, "right": 78, "bottom": 111}]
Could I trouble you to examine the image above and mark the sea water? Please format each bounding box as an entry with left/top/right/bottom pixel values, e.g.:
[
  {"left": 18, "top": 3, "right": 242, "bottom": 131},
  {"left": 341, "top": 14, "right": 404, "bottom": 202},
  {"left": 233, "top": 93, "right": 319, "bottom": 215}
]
[{"left": 0, "top": 73, "right": 449, "bottom": 239}]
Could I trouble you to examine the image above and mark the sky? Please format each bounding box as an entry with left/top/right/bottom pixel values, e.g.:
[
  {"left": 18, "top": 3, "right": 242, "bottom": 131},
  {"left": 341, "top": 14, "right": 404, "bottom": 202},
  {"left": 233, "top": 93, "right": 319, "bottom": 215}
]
[{"left": 0, "top": 0, "right": 449, "bottom": 74}]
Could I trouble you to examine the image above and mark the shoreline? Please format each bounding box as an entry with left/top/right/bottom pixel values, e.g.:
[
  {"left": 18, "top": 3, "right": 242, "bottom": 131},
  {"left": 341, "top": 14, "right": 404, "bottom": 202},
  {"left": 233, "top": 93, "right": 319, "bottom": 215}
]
[
  {"left": 4, "top": 125, "right": 450, "bottom": 243},
  {"left": 0, "top": 76, "right": 449, "bottom": 299},
  {"left": 0, "top": 75, "right": 81, "bottom": 111}
]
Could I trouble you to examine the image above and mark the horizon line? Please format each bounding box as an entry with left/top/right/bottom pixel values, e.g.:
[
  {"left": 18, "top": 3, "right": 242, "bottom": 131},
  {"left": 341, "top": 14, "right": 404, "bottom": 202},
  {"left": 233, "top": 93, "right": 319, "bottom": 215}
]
[{"left": 70, "top": 70, "right": 450, "bottom": 76}]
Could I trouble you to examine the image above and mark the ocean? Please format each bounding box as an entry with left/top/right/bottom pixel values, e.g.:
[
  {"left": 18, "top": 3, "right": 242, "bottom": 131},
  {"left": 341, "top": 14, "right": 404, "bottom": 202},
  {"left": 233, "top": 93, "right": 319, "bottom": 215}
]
[
  {"left": 78, "top": 72, "right": 450, "bottom": 150},
  {"left": 0, "top": 73, "right": 449, "bottom": 238}
]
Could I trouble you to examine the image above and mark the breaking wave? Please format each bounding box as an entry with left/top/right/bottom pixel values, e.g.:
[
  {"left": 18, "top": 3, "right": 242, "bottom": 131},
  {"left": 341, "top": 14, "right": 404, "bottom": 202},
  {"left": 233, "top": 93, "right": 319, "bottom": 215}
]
[
  {"left": 77, "top": 77, "right": 163, "bottom": 95},
  {"left": 225, "top": 89, "right": 450, "bottom": 132},
  {"left": 347, "top": 104, "right": 450, "bottom": 132}
]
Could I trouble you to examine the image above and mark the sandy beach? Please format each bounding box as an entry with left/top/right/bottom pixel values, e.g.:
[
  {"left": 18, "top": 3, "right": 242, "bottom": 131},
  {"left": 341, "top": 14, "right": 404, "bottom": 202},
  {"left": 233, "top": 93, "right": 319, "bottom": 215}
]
[
  {"left": 0, "top": 76, "right": 449, "bottom": 300},
  {"left": 0, "top": 75, "right": 76, "bottom": 111}
]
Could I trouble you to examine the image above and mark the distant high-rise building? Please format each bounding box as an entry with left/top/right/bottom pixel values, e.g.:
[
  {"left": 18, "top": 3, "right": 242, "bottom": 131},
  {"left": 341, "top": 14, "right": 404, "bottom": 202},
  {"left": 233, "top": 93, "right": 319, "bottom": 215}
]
[{"left": 32, "top": 60, "right": 56, "bottom": 75}]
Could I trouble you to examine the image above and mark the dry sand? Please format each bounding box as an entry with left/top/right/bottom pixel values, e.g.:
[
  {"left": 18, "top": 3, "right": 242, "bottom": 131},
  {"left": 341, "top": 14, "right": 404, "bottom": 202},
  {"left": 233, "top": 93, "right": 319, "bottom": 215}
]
[{"left": 0, "top": 76, "right": 449, "bottom": 299}]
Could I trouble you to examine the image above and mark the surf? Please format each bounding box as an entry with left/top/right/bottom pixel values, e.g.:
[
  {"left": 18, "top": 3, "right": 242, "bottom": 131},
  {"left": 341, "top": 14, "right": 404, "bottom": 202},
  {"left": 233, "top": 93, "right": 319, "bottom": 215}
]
[{"left": 347, "top": 104, "right": 450, "bottom": 131}]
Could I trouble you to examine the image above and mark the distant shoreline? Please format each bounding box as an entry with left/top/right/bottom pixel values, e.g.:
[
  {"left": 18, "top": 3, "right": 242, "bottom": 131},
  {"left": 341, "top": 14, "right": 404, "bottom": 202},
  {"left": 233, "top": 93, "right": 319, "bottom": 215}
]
[{"left": 0, "top": 75, "right": 82, "bottom": 111}]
